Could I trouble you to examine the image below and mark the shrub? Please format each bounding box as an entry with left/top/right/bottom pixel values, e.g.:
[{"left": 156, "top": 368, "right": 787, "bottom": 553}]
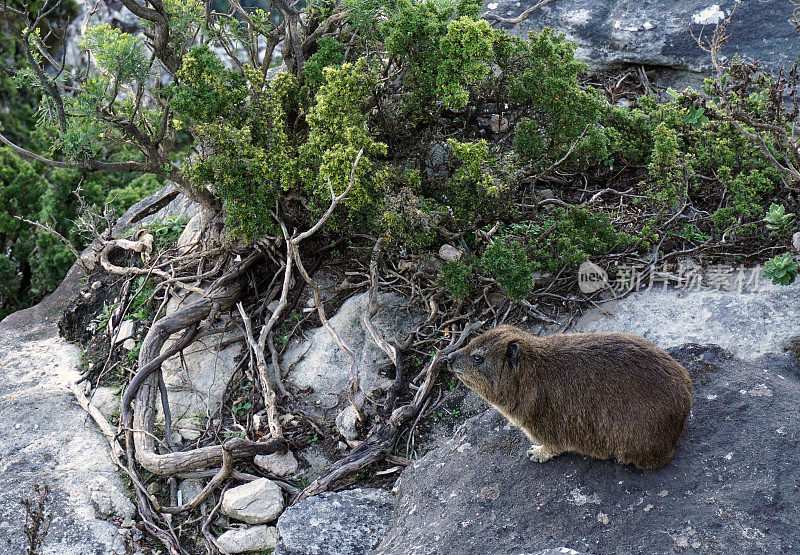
[
  {"left": 438, "top": 260, "right": 473, "bottom": 299},
  {"left": 480, "top": 240, "right": 534, "bottom": 299}
]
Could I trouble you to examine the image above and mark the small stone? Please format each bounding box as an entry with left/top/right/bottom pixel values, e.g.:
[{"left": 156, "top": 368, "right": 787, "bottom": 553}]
[
  {"left": 91, "top": 280, "right": 103, "bottom": 290},
  {"left": 114, "top": 320, "right": 136, "bottom": 344},
  {"left": 491, "top": 113, "right": 509, "bottom": 133},
  {"left": 306, "top": 297, "right": 316, "bottom": 308},
  {"left": 120, "top": 519, "right": 135, "bottom": 528},
  {"left": 90, "top": 386, "right": 119, "bottom": 421},
  {"left": 658, "top": 490, "right": 669, "bottom": 497},
  {"left": 438, "top": 244, "right": 464, "bottom": 262},
  {"left": 253, "top": 451, "right": 299, "bottom": 477},
  {"left": 336, "top": 405, "right": 361, "bottom": 441},
  {"left": 792, "top": 231, "right": 800, "bottom": 252},
  {"left": 537, "top": 189, "right": 555, "bottom": 200},
  {"left": 217, "top": 525, "right": 278, "bottom": 553},
  {"left": 337, "top": 441, "right": 348, "bottom": 451},
  {"left": 88, "top": 476, "right": 136, "bottom": 520},
  {"left": 178, "top": 426, "right": 202, "bottom": 441},
  {"left": 122, "top": 338, "right": 137, "bottom": 351},
  {"left": 267, "top": 300, "right": 280, "bottom": 313},
  {"left": 597, "top": 512, "right": 610, "bottom": 525},
  {"left": 643, "top": 504, "right": 654, "bottom": 512},
  {"left": 221, "top": 478, "right": 284, "bottom": 524},
  {"left": 675, "top": 537, "right": 689, "bottom": 548}
]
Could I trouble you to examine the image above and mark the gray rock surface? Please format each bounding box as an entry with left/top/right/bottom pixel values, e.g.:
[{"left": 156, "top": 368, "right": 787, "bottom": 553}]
[
  {"left": 492, "top": 0, "right": 799, "bottom": 73},
  {"left": 0, "top": 318, "right": 126, "bottom": 554},
  {"left": 575, "top": 282, "right": 800, "bottom": 359},
  {"left": 283, "top": 292, "right": 423, "bottom": 414},
  {"left": 222, "top": 478, "right": 285, "bottom": 524},
  {"left": 178, "top": 478, "right": 205, "bottom": 507},
  {"left": 89, "top": 386, "right": 119, "bottom": 422},
  {"left": 0, "top": 184, "right": 201, "bottom": 554},
  {"left": 276, "top": 488, "right": 395, "bottom": 555},
  {"left": 157, "top": 291, "right": 243, "bottom": 440},
  {"left": 217, "top": 525, "right": 278, "bottom": 553},
  {"left": 378, "top": 345, "right": 800, "bottom": 554},
  {"left": 253, "top": 451, "right": 299, "bottom": 477},
  {"left": 88, "top": 477, "right": 136, "bottom": 520}
]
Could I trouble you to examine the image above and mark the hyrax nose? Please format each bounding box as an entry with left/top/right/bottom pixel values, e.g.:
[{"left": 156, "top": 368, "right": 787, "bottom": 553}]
[{"left": 447, "top": 352, "right": 458, "bottom": 365}]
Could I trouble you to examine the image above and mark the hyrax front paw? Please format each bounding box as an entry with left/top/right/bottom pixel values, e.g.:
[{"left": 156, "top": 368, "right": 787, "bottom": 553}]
[{"left": 527, "top": 444, "right": 556, "bottom": 463}]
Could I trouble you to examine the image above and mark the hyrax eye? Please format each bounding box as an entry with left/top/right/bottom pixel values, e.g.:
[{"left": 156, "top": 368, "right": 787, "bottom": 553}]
[{"left": 471, "top": 354, "right": 485, "bottom": 365}]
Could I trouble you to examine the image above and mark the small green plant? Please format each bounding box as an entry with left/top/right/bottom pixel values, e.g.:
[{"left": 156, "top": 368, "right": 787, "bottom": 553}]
[
  {"left": 681, "top": 105, "right": 708, "bottom": 128},
  {"left": 146, "top": 216, "right": 188, "bottom": 250},
  {"left": 90, "top": 301, "right": 117, "bottom": 332},
  {"left": 232, "top": 401, "right": 253, "bottom": 417},
  {"left": 438, "top": 260, "right": 473, "bottom": 299},
  {"left": 763, "top": 203, "right": 795, "bottom": 236},
  {"left": 682, "top": 223, "right": 711, "bottom": 244},
  {"left": 763, "top": 253, "right": 798, "bottom": 285}
]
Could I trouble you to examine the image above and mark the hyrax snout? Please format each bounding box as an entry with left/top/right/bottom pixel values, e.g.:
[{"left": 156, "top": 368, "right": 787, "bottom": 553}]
[{"left": 448, "top": 325, "right": 693, "bottom": 469}]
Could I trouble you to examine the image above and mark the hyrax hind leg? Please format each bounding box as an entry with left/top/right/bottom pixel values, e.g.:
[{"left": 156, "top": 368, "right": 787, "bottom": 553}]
[{"left": 526, "top": 444, "right": 562, "bottom": 463}]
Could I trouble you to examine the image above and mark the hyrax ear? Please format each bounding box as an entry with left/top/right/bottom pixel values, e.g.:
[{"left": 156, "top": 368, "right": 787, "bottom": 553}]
[{"left": 506, "top": 341, "right": 520, "bottom": 368}]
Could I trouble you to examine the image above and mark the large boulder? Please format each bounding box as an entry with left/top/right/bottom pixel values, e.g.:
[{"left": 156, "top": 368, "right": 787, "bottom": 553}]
[
  {"left": 576, "top": 280, "right": 800, "bottom": 359},
  {"left": 157, "top": 291, "right": 243, "bottom": 440},
  {"left": 283, "top": 292, "right": 423, "bottom": 417},
  {"left": 378, "top": 345, "right": 800, "bottom": 554},
  {"left": 276, "top": 488, "right": 395, "bottom": 555},
  {"left": 491, "top": 0, "right": 799, "bottom": 74}
]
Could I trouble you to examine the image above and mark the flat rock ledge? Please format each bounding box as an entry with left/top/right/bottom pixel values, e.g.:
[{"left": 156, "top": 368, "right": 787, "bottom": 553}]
[
  {"left": 276, "top": 488, "right": 395, "bottom": 555},
  {"left": 378, "top": 345, "right": 800, "bottom": 554}
]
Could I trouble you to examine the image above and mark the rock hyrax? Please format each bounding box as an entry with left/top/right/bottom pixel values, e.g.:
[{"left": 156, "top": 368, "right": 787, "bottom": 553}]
[{"left": 448, "top": 325, "right": 692, "bottom": 469}]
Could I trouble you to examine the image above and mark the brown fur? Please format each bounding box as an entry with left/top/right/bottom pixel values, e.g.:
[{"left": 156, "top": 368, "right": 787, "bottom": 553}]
[{"left": 448, "top": 325, "right": 693, "bottom": 469}]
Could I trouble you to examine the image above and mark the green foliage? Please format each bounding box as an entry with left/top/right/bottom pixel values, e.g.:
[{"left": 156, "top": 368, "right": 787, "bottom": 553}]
[
  {"left": 299, "top": 60, "right": 387, "bottom": 228},
  {"left": 381, "top": 179, "right": 447, "bottom": 251},
  {"left": 643, "top": 122, "right": 690, "bottom": 207},
  {"left": 438, "top": 260, "right": 473, "bottom": 299},
  {"left": 0, "top": 0, "right": 78, "bottom": 146},
  {"left": 492, "top": 207, "right": 637, "bottom": 276},
  {"left": 763, "top": 203, "right": 795, "bottom": 236},
  {"left": 232, "top": 400, "right": 253, "bottom": 417},
  {"left": 383, "top": 0, "right": 492, "bottom": 111},
  {"left": 145, "top": 216, "right": 188, "bottom": 252},
  {"left": 763, "top": 253, "right": 798, "bottom": 286},
  {"left": 106, "top": 174, "right": 165, "bottom": 214},
  {"left": 0, "top": 148, "right": 48, "bottom": 318},
  {"left": 300, "top": 36, "right": 345, "bottom": 106},
  {"left": 79, "top": 24, "right": 151, "bottom": 84},
  {"left": 129, "top": 276, "right": 157, "bottom": 321},
  {"left": 170, "top": 46, "right": 248, "bottom": 123},
  {"left": 480, "top": 240, "right": 533, "bottom": 299},
  {"left": 506, "top": 29, "right": 608, "bottom": 171},
  {"left": 445, "top": 139, "right": 510, "bottom": 224}
]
